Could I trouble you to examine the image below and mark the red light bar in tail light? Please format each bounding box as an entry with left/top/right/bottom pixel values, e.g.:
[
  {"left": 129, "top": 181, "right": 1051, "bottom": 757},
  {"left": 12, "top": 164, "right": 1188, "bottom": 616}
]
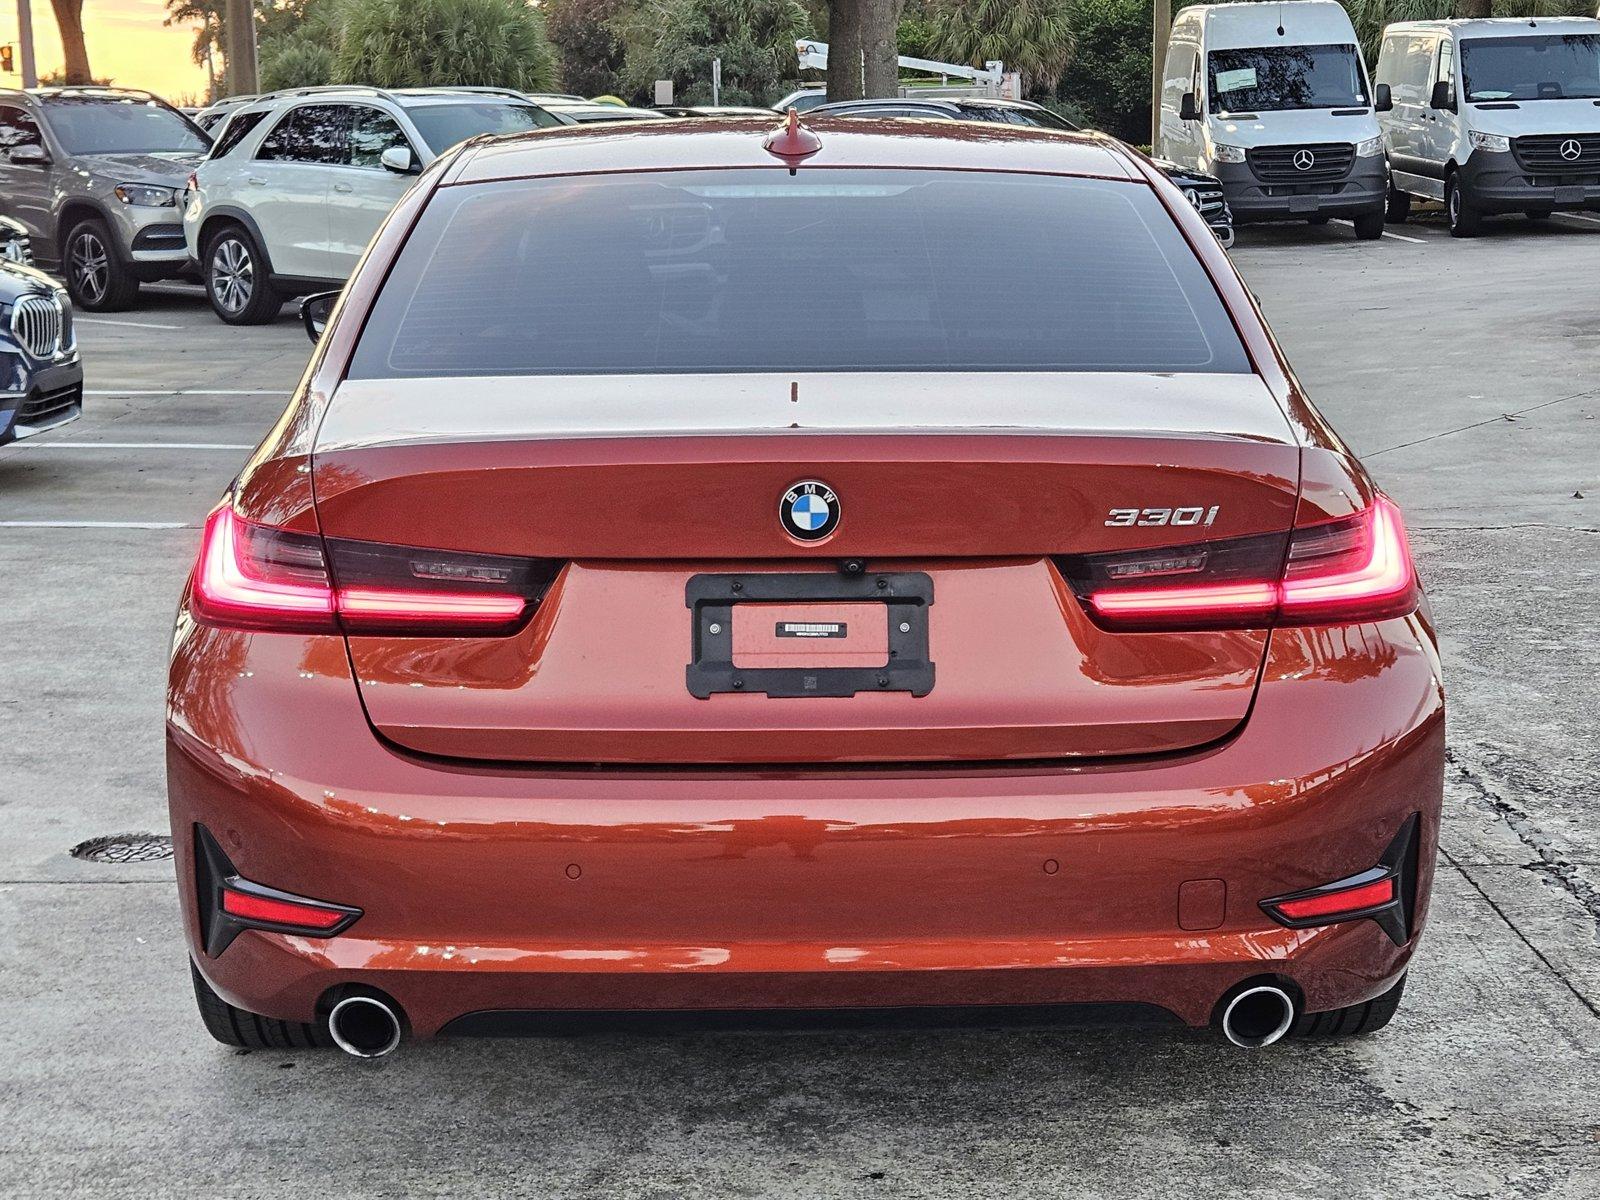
[
  {"left": 325, "top": 537, "right": 557, "bottom": 635},
  {"left": 1056, "top": 529, "right": 1290, "bottom": 632},
  {"left": 1057, "top": 497, "right": 1418, "bottom": 632},
  {"left": 189, "top": 503, "right": 561, "bottom": 636},
  {"left": 222, "top": 885, "right": 357, "bottom": 931},
  {"left": 1277, "top": 496, "right": 1417, "bottom": 625},
  {"left": 191, "top": 505, "right": 338, "bottom": 633}
]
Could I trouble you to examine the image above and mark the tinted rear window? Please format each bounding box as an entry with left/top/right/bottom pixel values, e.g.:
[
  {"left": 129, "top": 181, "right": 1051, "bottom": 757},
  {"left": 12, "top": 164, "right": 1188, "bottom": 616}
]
[{"left": 348, "top": 168, "right": 1249, "bottom": 379}]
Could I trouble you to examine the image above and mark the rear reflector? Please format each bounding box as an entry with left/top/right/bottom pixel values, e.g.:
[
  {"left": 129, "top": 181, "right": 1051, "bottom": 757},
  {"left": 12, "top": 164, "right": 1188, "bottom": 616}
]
[
  {"left": 190, "top": 504, "right": 559, "bottom": 636},
  {"left": 1059, "top": 497, "right": 1417, "bottom": 632},
  {"left": 221, "top": 886, "right": 353, "bottom": 931},
  {"left": 1271, "top": 876, "right": 1395, "bottom": 921}
]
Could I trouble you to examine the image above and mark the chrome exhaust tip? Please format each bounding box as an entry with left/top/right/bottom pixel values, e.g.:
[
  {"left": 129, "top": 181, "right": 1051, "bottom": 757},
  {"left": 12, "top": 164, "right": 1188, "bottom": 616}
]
[
  {"left": 327, "top": 994, "right": 403, "bottom": 1058},
  {"left": 1219, "top": 984, "right": 1296, "bottom": 1049}
]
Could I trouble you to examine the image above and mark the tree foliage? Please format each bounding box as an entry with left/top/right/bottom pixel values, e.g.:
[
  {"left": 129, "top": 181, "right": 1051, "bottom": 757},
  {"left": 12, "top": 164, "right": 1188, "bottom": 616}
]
[
  {"left": 925, "top": 0, "right": 1075, "bottom": 91},
  {"left": 1056, "top": 0, "right": 1147, "bottom": 142},
  {"left": 623, "top": 0, "right": 813, "bottom": 105},
  {"left": 260, "top": 34, "right": 337, "bottom": 89},
  {"left": 545, "top": 0, "right": 629, "bottom": 96},
  {"left": 332, "top": 0, "right": 557, "bottom": 90}
]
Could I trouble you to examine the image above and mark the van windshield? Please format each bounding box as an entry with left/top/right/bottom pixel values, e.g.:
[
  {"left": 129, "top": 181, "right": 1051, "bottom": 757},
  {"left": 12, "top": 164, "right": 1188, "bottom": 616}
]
[
  {"left": 1207, "top": 45, "right": 1369, "bottom": 112},
  {"left": 1460, "top": 35, "right": 1600, "bottom": 102}
]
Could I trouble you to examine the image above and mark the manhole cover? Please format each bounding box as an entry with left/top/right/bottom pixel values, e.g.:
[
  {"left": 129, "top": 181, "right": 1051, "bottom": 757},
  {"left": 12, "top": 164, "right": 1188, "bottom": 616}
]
[{"left": 70, "top": 833, "right": 174, "bottom": 864}]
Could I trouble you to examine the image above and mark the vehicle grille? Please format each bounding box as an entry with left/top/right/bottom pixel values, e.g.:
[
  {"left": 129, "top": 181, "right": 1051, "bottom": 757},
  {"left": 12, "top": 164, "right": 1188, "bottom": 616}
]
[
  {"left": 1513, "top": 133, "right": 1600, "bottom": 173},
  {"left": 11, "top": 293, "right": 66, "bottom": 358},
  {"left": 1182, "top": 183, "right": 1229, "bottom": 224},
  {"left": 1248, "top": 143, "right": 1355, "bottom": 185},
  {"left": 19, "top": 381, "right": 81, "bottom": 424}
]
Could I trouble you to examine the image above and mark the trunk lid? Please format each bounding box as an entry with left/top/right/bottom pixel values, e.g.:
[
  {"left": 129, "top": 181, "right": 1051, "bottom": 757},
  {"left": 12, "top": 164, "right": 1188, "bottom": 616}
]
[{"left": 312, "top": 372, "right": 1300, "bottom": 764}]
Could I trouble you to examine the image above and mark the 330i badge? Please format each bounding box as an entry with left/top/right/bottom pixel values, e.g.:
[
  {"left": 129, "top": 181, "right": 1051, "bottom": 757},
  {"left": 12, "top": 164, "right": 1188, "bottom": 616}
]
[{"left": 169, "top": 115, "right": 1443, "bottom": 1058}]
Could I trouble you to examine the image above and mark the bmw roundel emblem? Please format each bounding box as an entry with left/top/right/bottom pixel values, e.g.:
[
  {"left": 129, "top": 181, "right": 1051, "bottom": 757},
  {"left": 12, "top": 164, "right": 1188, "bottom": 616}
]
[{"left": 780, "top": 480, "right": 840, "bottom": 541}]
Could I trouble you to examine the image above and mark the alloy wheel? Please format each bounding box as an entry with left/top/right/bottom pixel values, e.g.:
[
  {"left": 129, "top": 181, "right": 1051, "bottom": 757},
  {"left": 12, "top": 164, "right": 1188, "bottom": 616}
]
[
  {"left": 211, "top": 237, "right": 254, "bottom": 314},
  {"left": 70, "top": 231, "right": 109, "bottom": 306}
]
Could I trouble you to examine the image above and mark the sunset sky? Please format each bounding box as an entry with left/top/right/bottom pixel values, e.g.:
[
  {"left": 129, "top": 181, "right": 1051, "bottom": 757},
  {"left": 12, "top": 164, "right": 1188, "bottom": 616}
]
[{"left": 5, "top": 1, "right": 210, "bottom": 103}]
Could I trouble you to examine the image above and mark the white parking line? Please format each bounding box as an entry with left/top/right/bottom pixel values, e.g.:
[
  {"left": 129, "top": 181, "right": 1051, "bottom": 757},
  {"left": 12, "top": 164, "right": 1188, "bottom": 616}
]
[
  {"left": 73, "top": 317, "right": 184, "bottom": 331},
  {"left": 10, "top": 441, "right": 253, "bottom": 450},
  {"left": 1330, "top": 219, "right": 1427, "bottom": 244},
  {"left": 0, "top": 520, "right": 190, "bottom": 529},
  {"left": 1553, "top": 212, "right": 1600, "bottom": 227},
  {"left": 84, "top": 388, "right": 281, "bottom": 397}
]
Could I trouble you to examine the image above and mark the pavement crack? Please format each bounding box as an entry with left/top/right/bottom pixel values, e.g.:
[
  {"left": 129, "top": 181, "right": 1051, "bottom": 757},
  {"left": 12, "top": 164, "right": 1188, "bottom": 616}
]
[
  {"left": 1367, "top": 384, "right": 1600, "bottom": 457},
  {"left": 1441, "top": 846, "right": 1600, "bottom": 1022},
  {"left": 1445, "top": 747, "right": 1600, "bottom": 932},
  {"left": 1414, "top": 524, "right": 1599, "bottom": 535}
]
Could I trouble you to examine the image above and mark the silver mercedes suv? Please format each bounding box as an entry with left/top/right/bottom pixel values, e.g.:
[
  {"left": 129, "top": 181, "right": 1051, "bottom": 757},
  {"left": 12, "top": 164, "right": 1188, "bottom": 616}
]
[{"left": 0, "top": 87, "right": 209, "bottom": 310}]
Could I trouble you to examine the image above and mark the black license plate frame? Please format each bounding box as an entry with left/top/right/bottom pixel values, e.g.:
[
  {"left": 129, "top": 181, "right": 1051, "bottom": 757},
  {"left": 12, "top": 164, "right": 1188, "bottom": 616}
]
[{"left": 685, "top": 571, "right": 934, "bottom": 699}]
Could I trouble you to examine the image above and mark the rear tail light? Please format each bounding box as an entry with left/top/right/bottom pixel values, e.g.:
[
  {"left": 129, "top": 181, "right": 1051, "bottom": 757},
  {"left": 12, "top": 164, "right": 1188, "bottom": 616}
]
[
  {"left": 190, "top": 504, "right": 559, "bottom": 636},
  {"left": 1058, "top": 497, "right": 1417, "bottom": 632}
]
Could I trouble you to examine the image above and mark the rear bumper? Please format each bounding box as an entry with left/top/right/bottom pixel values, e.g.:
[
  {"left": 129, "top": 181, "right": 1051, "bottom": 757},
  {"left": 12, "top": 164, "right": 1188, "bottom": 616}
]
[
  {"left": 169, "top": 611, "right": 1445, "bottom": 1037},
  {"left": 1216, "top": 156, "right": 1387, "bottom": 221},
  {"left": 1459, "top": 149, "right": 1600, "bottom": 213}
]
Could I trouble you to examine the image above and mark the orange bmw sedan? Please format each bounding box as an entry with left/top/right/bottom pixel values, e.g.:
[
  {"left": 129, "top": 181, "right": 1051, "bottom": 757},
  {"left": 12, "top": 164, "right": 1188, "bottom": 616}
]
[{"left": 168, "top": 115, "right": 1443, "bottom": 1057}]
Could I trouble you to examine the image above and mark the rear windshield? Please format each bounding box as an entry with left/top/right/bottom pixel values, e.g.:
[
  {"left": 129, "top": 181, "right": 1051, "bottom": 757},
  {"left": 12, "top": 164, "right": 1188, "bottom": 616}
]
[
  {"left": 1460, "top": 35, "right": 1600, "bottom": 102},
  {"left": 1208, "top": 45, "right": 1370, "bottom": 112},
  {"left": 41, "top": 97, "right": 209, "bottom": 155},
  {"left": 404, "top": 101, "right": 562, "bottom": 153},
  {"left": 348, "top": 168, "right": 1249, "bottom": 379}
]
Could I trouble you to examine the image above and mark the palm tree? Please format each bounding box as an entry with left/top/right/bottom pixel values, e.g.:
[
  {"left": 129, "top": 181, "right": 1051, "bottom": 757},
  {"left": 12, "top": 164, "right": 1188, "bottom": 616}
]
[
  {"left": 165, "top": 0, "right": 226, "bottom": 96},
  {"left": 334, "top": 0, "right": 558, "bottom": 91},
  {"left": 926, "top": 0, "right": 1075, "bottom": 92}
]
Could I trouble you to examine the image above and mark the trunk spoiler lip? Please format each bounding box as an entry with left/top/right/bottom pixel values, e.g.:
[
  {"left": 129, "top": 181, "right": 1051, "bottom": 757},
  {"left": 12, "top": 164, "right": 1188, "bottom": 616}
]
[{"left": 313, "top": 371, "right": 1297, "bottom": 455}]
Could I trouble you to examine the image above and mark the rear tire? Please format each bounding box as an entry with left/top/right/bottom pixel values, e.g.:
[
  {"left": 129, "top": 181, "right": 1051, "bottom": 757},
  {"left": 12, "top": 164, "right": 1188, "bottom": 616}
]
[
  {"left": 1446, "top": 172, "right": 1483, "bottom": 238},
  {"left": 1385, "top": 183, "right": 1411, "bottom": 223},
  {"left": 1352, "top": 210, "right": 1386, "bottom": 240},
  {"left": 64, "top": 217, "right": 140, "bottom": 311},
  {"left": 190, "top": 959, "right": 329, "bottom": 1049},
  {"left": 204, "top": 224, "right": 281, "bottom": 325},
  {"left": 1292, "top": 973, "right": 1406, "bottom": 1039}
]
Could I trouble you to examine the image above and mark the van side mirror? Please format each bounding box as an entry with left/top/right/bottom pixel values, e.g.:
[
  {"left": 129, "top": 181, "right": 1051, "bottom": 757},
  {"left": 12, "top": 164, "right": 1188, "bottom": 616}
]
[
  {"left": 1374, "top": 83, "right": 1393, "bottom": 113},
  {"left": 379, "top": 145, "right": 417, "bottom": 175},
  {"left": 8, "top": 143, "right": 49, "bottom": 166},
  {"left": 1179, "top": 92, "right": 1201, "bottom": 122},
  {"left": 300, "top": 290, "right": 337, "bottom": 343},
  {"left": 1429, "top": 80, "right": 1455, "bottom": 112}
]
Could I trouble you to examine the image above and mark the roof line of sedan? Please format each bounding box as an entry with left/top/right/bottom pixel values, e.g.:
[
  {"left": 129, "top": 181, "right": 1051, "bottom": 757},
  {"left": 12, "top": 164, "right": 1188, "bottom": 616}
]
[{"left": 440, "top": 117, "right": 1145, "bottom": 187}]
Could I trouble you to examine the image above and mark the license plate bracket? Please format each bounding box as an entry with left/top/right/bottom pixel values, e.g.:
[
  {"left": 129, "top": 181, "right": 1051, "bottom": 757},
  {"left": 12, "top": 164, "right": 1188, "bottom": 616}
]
[{"left": 686, "top": 571, "right": 934, "bottom": 699}]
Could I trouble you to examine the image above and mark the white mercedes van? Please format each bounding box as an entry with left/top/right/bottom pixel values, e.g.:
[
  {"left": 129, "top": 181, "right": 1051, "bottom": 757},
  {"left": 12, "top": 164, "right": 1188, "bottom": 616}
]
[
  {"left": 1374, "top": 18, "right": 1600, "bottom": 236},
  {"left": 1158, "top": 1, "right": 1389, "bottom": 238}
]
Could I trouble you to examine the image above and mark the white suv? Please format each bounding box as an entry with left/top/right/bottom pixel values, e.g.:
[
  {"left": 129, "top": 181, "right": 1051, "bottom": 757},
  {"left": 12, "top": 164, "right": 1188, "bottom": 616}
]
[{"left": 183, "top": 87, "right": 566, "bottom": 323}]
